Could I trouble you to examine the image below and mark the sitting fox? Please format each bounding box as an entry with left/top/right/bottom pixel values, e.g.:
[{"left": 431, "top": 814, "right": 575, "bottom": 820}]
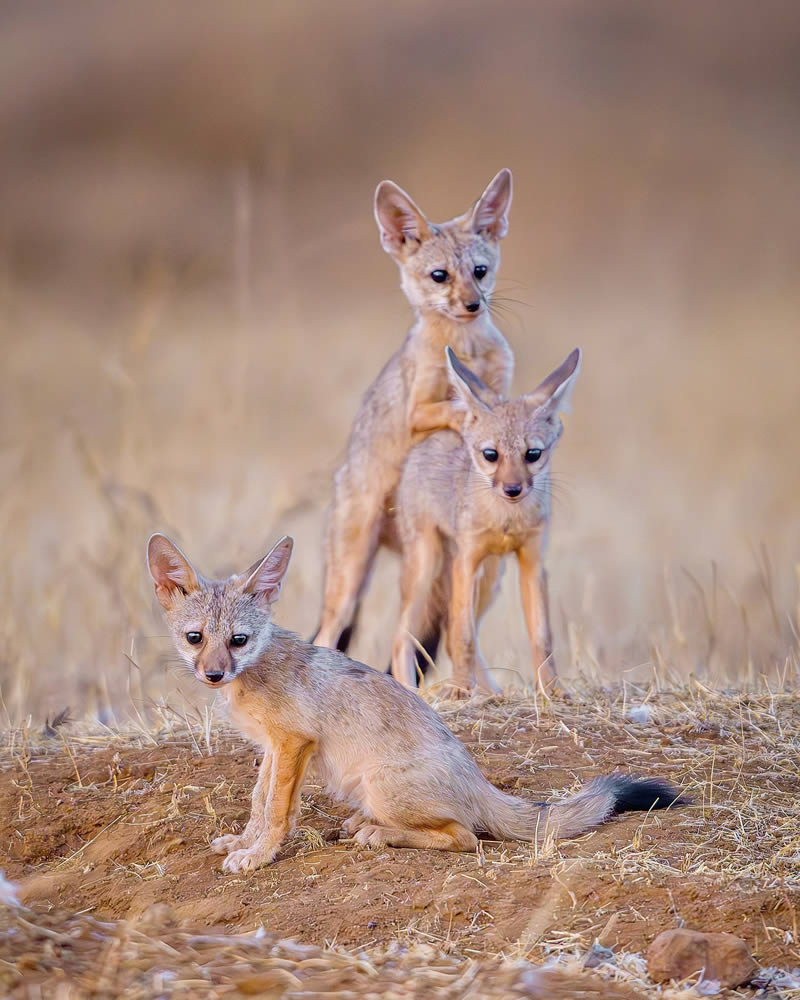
[
  {"left": 147, "top": 532, "right": 682, "bottom": 873},
  {"left": 313, "top": 170, "right": 515, "bottom": 661},
  {"left": 391, "top": 347, "right": 580, "bottom": 695}
]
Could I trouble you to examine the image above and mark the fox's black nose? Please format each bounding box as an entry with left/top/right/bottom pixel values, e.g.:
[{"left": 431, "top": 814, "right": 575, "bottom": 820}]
[
  {"left": 503, "top": 483, "right": 522, "bottom": 498},
  {"left": 465, "top": 301, "right": 481, "bottom": 313},
  {"left": 205, "top": 670, "right": 225, "bottom": 683}
]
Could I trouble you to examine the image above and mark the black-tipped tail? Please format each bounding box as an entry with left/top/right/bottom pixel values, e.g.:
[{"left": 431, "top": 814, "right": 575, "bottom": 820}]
[{"left": 610, "top": 776, "right": 687, "bottom": 814}]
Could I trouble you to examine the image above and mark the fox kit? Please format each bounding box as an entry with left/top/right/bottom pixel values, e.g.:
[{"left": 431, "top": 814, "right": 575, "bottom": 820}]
[
  {"left": 147, "top": 532, "right": 681, "bottom": 872},
  {"left": 314, "top": 170, "right": 515, "bottom": 659},
  {"left": 391, "top": 347, "right": 581, "bottom": 695}
]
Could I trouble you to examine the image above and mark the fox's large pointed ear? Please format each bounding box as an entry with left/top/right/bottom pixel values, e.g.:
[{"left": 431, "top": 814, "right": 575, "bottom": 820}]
[
  {"left": 374, "top": 180, "right": 431, "bottom": 255},
  {"left": 242, "top": 535, "right": 294, "bottom": 609},
  {"left": 147, "top": 534, "right": 201, "bottom": 610},
  {"left": 468, "top": 168, "right": 512, "bottom": 239},
  {"left": 445, "top": 347, "right": 499, "bottom": 418},
  {"left": 524, "top": 348, "right": 582, "bottom": 417}
]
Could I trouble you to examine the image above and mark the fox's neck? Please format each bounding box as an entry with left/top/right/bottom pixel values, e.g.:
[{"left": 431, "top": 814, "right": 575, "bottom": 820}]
[
  {"left": 223, "top": 626, "right": 319, "bottom": 731},
  {"left": 411, "top": 309, "right": 496, "bottom": 349}
]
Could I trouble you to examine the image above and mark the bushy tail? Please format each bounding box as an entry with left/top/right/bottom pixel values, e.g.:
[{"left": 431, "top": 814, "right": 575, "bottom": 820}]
[{"left": 480, "top": 775, "right": 684, "bottom": 842}]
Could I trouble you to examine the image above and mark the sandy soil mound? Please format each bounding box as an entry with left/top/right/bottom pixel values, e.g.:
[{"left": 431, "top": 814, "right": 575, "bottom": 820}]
[{"left": 1, "top": 687, "right": 798, "bottom": 996}]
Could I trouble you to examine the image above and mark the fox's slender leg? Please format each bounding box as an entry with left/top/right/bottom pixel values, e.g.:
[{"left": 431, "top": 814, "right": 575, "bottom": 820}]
[
  {"left": 391, "top": 530, "right": 442, "bottom": 688},
  {"left": 472, "top": 555, "right": 503, "bottom": 694},
  {"left": 223, "top": 737, "right": 316, "bottom": 873},
  {"left": 354, "top": 821, "right": 477, "bottom": 852},
  {"left": 285, "top": 745, "right": 311, "bottom": 830},
  {"left": 211, "top": 750, "right": 273, "bottom": 854},
  {"left": 474, "top": 555, "right": 503, "bottom": 620},
  {"left": 517, "top": 541, "right": 559, "bottom": 695},
  {"left": 314, "top": 487, "right": 383, "bottom": 652},
  {"left": 445, "top": 552, "right": 481, "bottom": 692}
]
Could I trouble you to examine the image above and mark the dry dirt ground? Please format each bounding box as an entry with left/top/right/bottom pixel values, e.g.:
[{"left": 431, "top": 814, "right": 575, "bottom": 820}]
[{"left": 0, "top": 686, "right": 798, "bottom": 997}]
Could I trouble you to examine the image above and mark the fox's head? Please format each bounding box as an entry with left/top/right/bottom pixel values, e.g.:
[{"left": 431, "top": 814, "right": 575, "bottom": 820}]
[
  {"left": 446, "top": 346, "right": 581, "bottom": 504},
  {"left": 146, "top": 534, "right": 293, "bottom": 687},
  {"left": 374, "top": 169, "right": 512, "bottom": 323}
]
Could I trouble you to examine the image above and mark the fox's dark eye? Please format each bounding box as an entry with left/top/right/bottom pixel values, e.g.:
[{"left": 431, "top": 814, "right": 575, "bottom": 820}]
[
  {"left": 525, "top": 448, "right": 542, "bottom": 463},
  {"left": 430, "top": 269, "right": 449, "bottom": 283},
  {"left": 186, "top": 632, "right": 202, "bottom": 645},
  {"left": 230, "top": 634, "right": 248, "bottom": 647},
  {"left": 473, "top": 264, "right": 488, "bottom": 280},
  {"left": 482, "top": 448, "right": 499, "bottom": 463}
]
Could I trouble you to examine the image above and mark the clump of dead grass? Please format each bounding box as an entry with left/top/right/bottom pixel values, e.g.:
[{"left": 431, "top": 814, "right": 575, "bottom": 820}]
[{"left": 0, "top": 897, "right": 715, "bottom": 999}]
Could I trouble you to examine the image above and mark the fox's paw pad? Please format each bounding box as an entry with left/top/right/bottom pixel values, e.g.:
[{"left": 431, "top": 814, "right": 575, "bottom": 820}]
[
  {"left": 353, "top": 825, "right": 388, "bottom": 849},
  {"left": 211, "top": 833, "right": 244, "bottom": 855},
  {"left": 222, "top": 845, "right": 276, "bottom": 873}
]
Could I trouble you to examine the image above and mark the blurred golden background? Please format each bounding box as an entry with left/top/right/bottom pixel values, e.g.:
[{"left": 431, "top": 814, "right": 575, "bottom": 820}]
[{"left": 1, "top": 0, "right": 799, "bottom": 720}]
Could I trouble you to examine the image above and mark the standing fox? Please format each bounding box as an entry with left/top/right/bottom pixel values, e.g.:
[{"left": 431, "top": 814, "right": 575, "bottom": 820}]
[
  {"left": 314, "top": 170, "right": 515, "bottom": 658},
  {"left": 392, "top": 347, "right": 581, "bottom": 695},
  {"left": 147, "top": 532, "right": 682, "bottom": 873}
]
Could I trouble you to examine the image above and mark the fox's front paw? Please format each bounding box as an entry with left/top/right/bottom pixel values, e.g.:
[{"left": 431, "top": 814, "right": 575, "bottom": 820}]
[
  {"left": 222, "top": 843, "right": 277, "bottom": 873},
  {"left": 211, "top": 833, "right": 244, "bottom": 855}
]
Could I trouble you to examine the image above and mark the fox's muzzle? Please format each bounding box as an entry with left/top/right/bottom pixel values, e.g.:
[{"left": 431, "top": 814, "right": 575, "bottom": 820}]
[{"left": 195, "top": 647, "right": 234, "bottom": 686}]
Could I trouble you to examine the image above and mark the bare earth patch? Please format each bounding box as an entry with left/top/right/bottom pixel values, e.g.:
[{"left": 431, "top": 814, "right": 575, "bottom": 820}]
[{"left": 1, "top": 685, "right": 798, "bottom": 997}]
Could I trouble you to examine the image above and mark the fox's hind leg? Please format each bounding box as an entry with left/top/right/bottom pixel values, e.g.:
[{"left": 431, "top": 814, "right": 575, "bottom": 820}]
[
  {"left": 314, "top": 490, "right": 383, "bottom": 652},
  {"left": 472, "top": 555, "right": 504, "bottom": 694},
  {"left": 354, "top": 821, "right": 477, "bottom": 852},
  {"left": 391, "top": 529, "right": 443, "bottom": 687},
  {"left": 518, "top": 542, "right": 565, "bottom": 697},
  {"left": 446, "top": 553, "right": 502, "bottom": 694}
]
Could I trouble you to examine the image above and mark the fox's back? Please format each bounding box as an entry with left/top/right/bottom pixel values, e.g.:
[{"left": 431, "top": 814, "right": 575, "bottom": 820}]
[{"left": 236, "top": 629, "right": 480, "bottom": 789}]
